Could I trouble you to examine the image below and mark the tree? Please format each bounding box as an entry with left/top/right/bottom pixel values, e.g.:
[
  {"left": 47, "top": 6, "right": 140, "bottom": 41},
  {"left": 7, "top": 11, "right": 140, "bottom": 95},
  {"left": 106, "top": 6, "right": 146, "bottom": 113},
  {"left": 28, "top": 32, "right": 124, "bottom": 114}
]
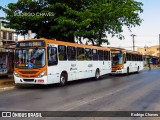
[{"left": 0, "top": 0, "right": 143, "bottom": 46}]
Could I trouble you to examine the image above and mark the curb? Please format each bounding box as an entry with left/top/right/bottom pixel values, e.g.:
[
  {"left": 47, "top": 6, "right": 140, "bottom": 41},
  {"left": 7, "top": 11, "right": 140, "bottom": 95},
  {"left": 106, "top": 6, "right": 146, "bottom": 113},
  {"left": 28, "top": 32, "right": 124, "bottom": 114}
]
[
  {"left": 0, "top": 86, "right": 15, "bottom": 90},
  {"left": 0, "top": 80, "right": 14, "bottom": 89}
]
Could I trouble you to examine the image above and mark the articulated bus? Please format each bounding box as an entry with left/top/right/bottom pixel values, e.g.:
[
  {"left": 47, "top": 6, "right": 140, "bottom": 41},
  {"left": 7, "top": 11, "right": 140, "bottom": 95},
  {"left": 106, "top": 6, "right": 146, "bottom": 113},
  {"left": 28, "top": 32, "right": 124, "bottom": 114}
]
[
  {"left": 111, "top": 48, "right": 144, "bottom": 74},
  {"left": 14, "top": 38, "right": 111, "bottom": 86}
]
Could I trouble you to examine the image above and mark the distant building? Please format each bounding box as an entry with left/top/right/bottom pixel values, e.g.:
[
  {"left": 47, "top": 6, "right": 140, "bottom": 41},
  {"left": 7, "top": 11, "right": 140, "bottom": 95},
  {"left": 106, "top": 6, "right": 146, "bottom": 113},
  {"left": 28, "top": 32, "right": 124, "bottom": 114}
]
[
  {"left": 137, "top": 45, "right": 160, "bottom": 57},
  {"left": 0, "top": 20, "right": 17, "bottom": 76},
  {"left": 0, "top": 20, "right": 17, "bottom": 49}
]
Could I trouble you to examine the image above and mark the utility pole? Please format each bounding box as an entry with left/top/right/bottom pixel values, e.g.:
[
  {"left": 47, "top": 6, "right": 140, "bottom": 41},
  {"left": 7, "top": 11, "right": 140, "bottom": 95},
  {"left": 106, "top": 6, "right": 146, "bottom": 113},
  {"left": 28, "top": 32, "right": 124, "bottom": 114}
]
[
  {"left": 159, "top": 34, "right": 160, "bottom": 65},
  {"left": 28, "top": 30, "right": 32, "bottom": 39},
  {"left": 131, "top": 34, "right": 136, "bottom": 51}
]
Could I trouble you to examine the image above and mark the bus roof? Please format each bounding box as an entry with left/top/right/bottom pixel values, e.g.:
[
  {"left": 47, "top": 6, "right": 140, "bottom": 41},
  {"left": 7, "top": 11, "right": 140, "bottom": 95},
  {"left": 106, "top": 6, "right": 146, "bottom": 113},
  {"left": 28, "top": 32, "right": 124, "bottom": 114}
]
[
  {"left": 18, "top": 38, "right": 110, "bottom": 51},
  {"left": 127, "top": 51, "right": 143, "bottom": 55},
  {"left": 110, "top": 47, "right": 127, "bottom": 52},
  {"left": 110, "top": 47, "right": 143, "bottom": 55}
]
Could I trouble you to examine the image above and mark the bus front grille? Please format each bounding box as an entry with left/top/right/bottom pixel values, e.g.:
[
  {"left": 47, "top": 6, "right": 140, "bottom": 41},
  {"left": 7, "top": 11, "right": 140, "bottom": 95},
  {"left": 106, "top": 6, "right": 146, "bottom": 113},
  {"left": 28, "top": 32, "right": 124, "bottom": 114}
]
[
  {"left": 21, "top": 75, "right": 37, "bottom": 78},
  {"left": 23, "top": 79, "right": 34, "bottom": 82},
  {"left": 19, "top": 71, "right": 39, "bottom": 74}
]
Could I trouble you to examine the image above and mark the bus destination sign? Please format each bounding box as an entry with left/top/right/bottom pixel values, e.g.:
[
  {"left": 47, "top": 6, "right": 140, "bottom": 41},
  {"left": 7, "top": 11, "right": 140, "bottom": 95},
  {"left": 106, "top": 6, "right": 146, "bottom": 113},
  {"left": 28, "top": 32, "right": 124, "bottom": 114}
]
[{"left": 17, "top": 41, "right": 45, "bottom": 48}]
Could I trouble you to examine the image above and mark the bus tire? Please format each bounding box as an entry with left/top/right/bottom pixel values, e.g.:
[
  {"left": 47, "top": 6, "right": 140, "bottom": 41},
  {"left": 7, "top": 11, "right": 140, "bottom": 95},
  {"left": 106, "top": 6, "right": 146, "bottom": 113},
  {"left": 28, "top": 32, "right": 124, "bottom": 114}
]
[
  {"left": 95, "top": 69, "right": 100, "bottom": 80},
  {"left": 127, "top": 67, "right": 129, "bottom": 75},
  {"left": 137, "top": 66, "right": 139, "bottom": 73},
  {"left": 59, "top": 72, "right": 67, "bottom": 87}
]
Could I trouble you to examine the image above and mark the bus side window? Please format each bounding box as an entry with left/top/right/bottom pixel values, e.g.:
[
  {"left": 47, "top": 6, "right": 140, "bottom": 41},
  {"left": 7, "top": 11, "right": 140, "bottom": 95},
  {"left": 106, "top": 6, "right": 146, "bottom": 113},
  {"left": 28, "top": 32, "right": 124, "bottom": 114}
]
[
  {"left": 138, "top": 55, "right": 140, "bottom": 61},
  {"left": 98, "top": 50, "right": 104, "bottom": 61},
  {"left": 85, "top": 48, "right": 92, "bottom": 60},
  {"left": 92, "top": 49, "right": 98, "bottom": 60},
  {"left": 58, "top": 45, "right": 67, "bottom": 61},
  {"left": 108, "top": 51, "right": 111, "bottom": 60},
  {"left": 128, "top": 53, "right": 131, "bottom": 61},
  {"left": 67, "top": 46, "right": 76, "bottom": 60},
  {"left": 77, "top": 47, "right": 84, "bottom": 60},
  {"left": 104, "top": 51, "right": 110, "bottom": 61},
  {"left": 141, "top": 55, "right": 143, "bottom": 61},
  {"left": 124, "top": 53, "right": 127, "bottom": 63},
  {"left": 126, "top": 53, "right": 129, "bottom": 62},
  {"left": 48, "top": 47, "right": 58, "bottom": 66},
  {"left": 104, "top": 51, "right": 108, "bottom": 61}
]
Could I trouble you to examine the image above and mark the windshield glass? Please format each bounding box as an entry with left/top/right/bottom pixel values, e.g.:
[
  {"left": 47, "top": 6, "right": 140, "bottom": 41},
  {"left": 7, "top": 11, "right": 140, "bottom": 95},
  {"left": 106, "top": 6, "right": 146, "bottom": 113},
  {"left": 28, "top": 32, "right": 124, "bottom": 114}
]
[
  {"left": 112, "top": 53, "right": 123, "bottom": 65},
  {"left": 0, "top": 55, "right": 7, "bottom": 69},
  {"left": 0, "top": 64, "right": 7, "bottom": 69},
  {"left": 15, "top": 48, "right": 45, "bottom": 69}
]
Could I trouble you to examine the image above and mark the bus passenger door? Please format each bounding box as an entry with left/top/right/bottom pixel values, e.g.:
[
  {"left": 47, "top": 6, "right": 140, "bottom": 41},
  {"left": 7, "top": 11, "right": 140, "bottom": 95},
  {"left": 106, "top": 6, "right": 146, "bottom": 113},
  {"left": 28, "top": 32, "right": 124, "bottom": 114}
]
[{"left": 47, "top": 47, "right": 59, "bottom": 84}]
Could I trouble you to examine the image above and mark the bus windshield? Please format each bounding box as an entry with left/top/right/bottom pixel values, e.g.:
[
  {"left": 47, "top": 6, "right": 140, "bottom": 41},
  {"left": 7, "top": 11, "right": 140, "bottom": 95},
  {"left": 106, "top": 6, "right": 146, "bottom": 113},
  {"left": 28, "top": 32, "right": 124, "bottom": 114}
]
[
  {"left": 15, "top": 48, "right": 45, "bottom": 69},
  {"left": 112, "top": 53, "right": 123, "bottom": 65}
]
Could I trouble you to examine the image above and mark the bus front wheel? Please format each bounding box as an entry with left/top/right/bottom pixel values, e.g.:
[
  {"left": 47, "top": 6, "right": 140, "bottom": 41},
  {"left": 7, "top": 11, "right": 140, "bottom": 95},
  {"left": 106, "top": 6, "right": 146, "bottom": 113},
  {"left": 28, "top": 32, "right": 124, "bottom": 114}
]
[{"left": 59, "top": 73, "right": 67, "bottom": 87}]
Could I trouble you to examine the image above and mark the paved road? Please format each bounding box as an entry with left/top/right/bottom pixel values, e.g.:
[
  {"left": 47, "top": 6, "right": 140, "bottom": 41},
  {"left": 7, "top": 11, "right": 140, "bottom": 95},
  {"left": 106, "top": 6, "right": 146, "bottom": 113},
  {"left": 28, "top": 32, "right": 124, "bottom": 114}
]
[{"left": 0, "top": 69, "right": 160, "bottom": 120}]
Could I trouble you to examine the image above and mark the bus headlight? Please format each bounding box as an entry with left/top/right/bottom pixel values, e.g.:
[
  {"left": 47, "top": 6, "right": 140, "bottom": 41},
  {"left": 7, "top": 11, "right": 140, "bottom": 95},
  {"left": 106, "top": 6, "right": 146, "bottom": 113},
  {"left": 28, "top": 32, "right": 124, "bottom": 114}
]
[
  {"left": 14, "top": 72, "right": 20, "bottom": 77},
  {"left": 118, "top": 67, "right": 123, "bottom": 70},
  {"left": 37, "top": 70, "right": 46, "bottom": 78}
]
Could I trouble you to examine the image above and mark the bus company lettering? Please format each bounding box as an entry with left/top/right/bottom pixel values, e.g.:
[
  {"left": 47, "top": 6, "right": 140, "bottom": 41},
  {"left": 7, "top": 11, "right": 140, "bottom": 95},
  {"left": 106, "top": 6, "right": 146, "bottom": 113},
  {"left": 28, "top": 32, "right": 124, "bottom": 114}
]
[
  {"left": 70, "top": 64, "right": 77, "bottom": 71},
  {"left": 70, "top": 68, "right": 77, "bottom": 71},
  {"left": 71, "top": 64, "right": 76, "bottom": 67},
  {"left": 88, "top": 64, "right": 93, "bottom": 67}
]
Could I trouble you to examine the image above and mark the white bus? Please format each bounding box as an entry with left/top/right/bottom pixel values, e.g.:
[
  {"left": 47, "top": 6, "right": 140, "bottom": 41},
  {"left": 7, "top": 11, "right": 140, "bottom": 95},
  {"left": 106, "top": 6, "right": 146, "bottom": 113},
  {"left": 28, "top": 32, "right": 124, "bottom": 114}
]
[
  {"left": 111, "top": 48, "right": 144, "bottom": 74},
  {"left": 14, "top": 38, "right": 111, "bottom": 86}
]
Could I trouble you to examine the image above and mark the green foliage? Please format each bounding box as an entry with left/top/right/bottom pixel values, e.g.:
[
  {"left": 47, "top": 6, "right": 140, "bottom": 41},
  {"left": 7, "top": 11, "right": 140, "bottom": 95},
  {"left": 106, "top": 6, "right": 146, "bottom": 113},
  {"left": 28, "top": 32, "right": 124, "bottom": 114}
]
[{"left": 0, "top": 0, "right": 143, "bottom": 45}]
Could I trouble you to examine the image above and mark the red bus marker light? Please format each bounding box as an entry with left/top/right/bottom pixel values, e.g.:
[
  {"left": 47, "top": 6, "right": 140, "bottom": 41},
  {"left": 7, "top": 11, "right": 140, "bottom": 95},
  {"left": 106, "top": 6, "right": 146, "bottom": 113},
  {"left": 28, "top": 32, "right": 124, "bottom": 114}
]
[{"left": 37, "top": 79, "right": 44, "bottom": 83}]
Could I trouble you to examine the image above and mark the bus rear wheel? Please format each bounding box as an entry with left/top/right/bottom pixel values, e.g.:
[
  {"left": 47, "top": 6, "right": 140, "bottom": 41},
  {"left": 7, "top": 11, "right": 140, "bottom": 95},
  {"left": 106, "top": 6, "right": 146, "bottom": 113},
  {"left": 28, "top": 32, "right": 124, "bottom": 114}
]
[
  {"left": 95, "top": 69, "right": 100, "bottom": 80},
  {"left": 127, "top": 67, "right": 129, "bottom": 75},
  {"left": 59, "top": 73, "right": 67, "bottom": 87},
  {"left": 137, "top": 66, "right": 139, "bottom": 73}
]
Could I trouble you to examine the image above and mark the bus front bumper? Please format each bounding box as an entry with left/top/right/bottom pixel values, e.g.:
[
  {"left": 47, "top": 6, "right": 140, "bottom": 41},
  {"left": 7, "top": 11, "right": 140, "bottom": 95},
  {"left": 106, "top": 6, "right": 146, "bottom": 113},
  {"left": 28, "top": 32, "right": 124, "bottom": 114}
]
[
  {"left": 14, "top": 76, "right": 48, "bottom": 85},
  {"left": 111, "top": 69, "right": 124, "bottom": 74}
]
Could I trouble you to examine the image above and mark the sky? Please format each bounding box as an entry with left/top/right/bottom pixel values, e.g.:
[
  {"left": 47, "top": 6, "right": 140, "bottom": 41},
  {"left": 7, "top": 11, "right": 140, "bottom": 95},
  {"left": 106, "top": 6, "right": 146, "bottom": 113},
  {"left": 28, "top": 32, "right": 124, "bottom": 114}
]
[{"left": 0, "top": 0, "right": 160, "bottom": 50}]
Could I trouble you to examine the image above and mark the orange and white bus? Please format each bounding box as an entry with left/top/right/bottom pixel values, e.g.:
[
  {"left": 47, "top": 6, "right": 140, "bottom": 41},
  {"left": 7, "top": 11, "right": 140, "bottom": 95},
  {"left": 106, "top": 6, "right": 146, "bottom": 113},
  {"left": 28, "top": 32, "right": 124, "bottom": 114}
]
[
  {"left": 14, "top": 38, "right": 111, "bottom": 86},
  {"left": 111, "top": 48, "right": 143, "bottom": 74}
]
